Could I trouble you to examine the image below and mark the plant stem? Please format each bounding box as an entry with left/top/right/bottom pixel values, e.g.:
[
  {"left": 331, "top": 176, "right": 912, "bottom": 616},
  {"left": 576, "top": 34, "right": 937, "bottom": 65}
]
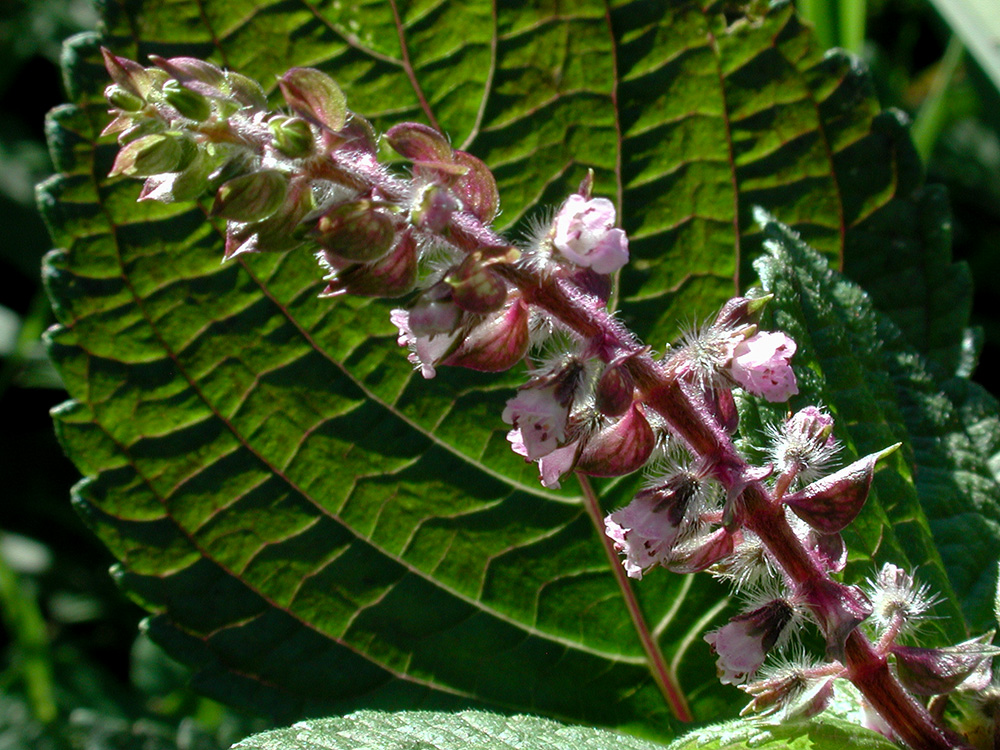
[
  {"left": 578, "top": 475, "right": 693, "bottom": 723},
  {"left": 838, "top": 0, "right": 867, "bottom": 55}
]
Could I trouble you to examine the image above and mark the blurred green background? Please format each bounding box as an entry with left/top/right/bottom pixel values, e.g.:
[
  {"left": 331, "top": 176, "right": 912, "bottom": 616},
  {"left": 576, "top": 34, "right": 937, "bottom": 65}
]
[{"left": 1, "top": 0, "right": 998, "bottom": 747}]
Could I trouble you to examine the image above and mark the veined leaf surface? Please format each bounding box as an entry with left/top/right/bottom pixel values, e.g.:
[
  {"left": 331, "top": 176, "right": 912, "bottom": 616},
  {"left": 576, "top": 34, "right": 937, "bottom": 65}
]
[{"left": 40, "top": 0, "right": 992, "bottom": 738}]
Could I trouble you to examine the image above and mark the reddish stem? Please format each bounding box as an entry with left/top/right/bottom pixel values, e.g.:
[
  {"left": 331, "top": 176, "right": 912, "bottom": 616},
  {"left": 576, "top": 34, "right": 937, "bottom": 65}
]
[{"left": 578, "top": 475, "right": 693, "bottom": 722}]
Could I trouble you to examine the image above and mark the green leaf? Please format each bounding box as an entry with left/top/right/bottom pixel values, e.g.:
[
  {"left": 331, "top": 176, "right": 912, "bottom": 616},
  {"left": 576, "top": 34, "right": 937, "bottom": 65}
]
[
  {"left": 232, "top": 710, "right": 667, "bottom": 750},
  {"left": 39, "top": 0, "right": 988, "bottom": 738},
  {"left": 752, "top": 217, "right": 1000, "bottom": 633},
  {"left": 667, "top": 715, "right": 899, "bottom": 750}
]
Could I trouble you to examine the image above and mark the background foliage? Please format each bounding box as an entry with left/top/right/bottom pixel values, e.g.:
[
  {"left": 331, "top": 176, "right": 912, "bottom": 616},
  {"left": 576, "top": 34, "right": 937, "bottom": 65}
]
[{"left": 4, "top": 0, "right": 1000, "bottom": 748}]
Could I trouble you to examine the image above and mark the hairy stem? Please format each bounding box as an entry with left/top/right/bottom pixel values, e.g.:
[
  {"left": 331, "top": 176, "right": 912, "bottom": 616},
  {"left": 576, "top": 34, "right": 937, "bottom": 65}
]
[{"left": 506, "top": 264, "right": 971, "bottom": 750}]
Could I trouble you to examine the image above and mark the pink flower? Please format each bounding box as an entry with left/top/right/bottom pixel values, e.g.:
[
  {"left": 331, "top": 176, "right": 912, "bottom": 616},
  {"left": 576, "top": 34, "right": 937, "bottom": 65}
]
[
  {"left": 604, "top": 487, "right": 689, "bottom": 579},
  {"left": 508, "top": 433, "right": 579, "bottom": 489},
  {"left": 729, "top": 331, "right": 798, "bottom": 402},
  {"left": 538, "top": 441, "right": 581, "bottom": 489},
  {"left": 390, "top": 308, "right": 458, "bottom": 379},
  {"left": 552, "top": 194, "right": 629, "bottom": 274},
  {"left": 705, "top": 599, "right": 795, "bottom": 685},
  {"left": 502, "top": 386, "right": 570, "bottom": 461}
]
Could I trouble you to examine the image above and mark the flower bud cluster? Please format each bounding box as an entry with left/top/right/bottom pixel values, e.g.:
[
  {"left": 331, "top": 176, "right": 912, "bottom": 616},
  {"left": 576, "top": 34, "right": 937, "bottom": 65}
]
[{"left": 103, "top": 54, "right": 990, "bottom": 750}]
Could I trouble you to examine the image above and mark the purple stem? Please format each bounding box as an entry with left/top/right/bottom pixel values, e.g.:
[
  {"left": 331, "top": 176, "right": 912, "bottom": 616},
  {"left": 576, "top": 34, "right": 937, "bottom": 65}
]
[{"left": 497, "top": 263, "right": 973, "bottom": 750}]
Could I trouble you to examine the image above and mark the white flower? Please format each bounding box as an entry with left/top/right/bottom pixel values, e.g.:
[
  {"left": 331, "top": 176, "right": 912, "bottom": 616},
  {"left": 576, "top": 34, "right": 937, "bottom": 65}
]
[
  {"left": 705, "top": 599, "right": 797, "bottom": 685},
  {"left": 604, "top": 483, "right": 692, "bottom": 579}
]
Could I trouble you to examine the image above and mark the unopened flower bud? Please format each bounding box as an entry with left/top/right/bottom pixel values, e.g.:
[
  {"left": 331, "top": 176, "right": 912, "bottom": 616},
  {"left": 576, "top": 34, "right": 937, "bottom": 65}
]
[
  {"left": 412, "top": 183, "right": 461, "bottom": 233},
  {"left": 139, "top": 150, "right": 214, "bottom": 203},
  {"left": 891, "top": 635, "right": 1000, "bottom": 696},
  {"left": 162, "top": 79, "right": 212, "bottom": 121},
  {"left": 117, "top": 118, "right": 163, "bottom": 145},
  {"left": 105, "top": 83, "right": 144, "bottom": 112},
  {"left": 705, "top": 599, "right": 797, "bottom": 685},
  {"left": 595, "top": 363, "right": 634, "bottom": 417},
  {"left": 269, "top": 116, "right": 314, "bottom": 158},
  {"left": 443, "top": 298, "right": 530, "bottom": 373},
  {"left": 385, "top": 122, "right": 453, "bottom": 163},
  {"left": 223, "top": 71, "right": 268, "bottom": 110},
  {"left": 101, "top": 48, "right": 152, "bottom": 98},
  {"left": 150, "top": 55, "right": 225, "bottom": 87},
  {"left": 576, "top": 404, "right": 655, "bottom": 478},
  {"left": 711, "top": 294, "right": 772, "bottom": 331},
  {"left": 221, "top": 181, "right": 312, "bottom": 259},
  {"left": 110, "top": 132, "right": 194, "bottom": 177},
  {"left": 809, "top": 578, "right": 872, "bottom": 660},
  {"left": 279, "top": 67, "right": 347, "bottom": 131},
  {"left": 313, "top": 200, "right": 396, "bottom": 263},
  {"left": 664, "top": 527, "right": 737, "bottom": 574},
  {"left": 798, "top": 526, "right": 847, "bottom": 574},
  {"left": 319, "top": 230, "right": 418, "bottom": 299},
  {"left": 212, "top": 169, "right": 288, "bottom": 222},
  {"left": 341, "top": 115, "right": 378, "bottom": 154},
  {"left": 707, "top": 385, "right": 739, "bottom": 434},
  {"left": 782, "top": 444, "right": 898, "bottom": 533},
  {"left": 451, "top": 150, "right": 499, "bottom": 223},
  {"left": 446, "top": 262, "right": 507, "bottom": 314}
]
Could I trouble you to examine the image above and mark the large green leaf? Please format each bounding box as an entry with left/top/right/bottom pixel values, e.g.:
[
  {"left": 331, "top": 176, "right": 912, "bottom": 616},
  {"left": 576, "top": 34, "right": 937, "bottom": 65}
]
[
  {"left": 39, "top": 0, "right": 992, "bottom": 739},
  {"left": 232, "top": 710, "right": 667, "bottom": 750},
  {"left": 230, "top": 710, "right": 898, "bottom": 750}
]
